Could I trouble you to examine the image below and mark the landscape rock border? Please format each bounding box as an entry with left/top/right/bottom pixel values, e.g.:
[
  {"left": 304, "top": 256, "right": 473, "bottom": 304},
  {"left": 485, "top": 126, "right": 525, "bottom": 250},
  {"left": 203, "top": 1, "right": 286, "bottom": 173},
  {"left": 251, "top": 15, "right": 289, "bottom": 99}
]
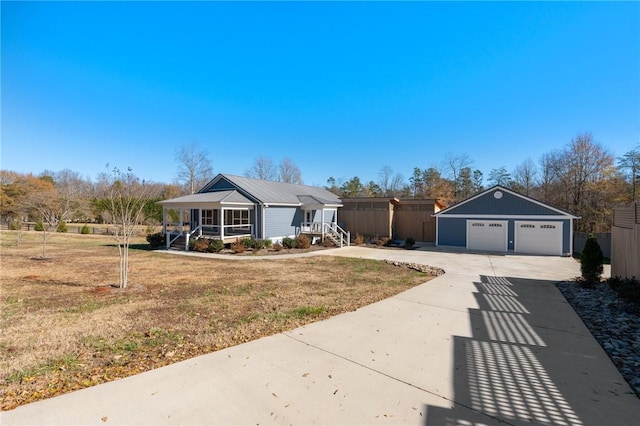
[
  {"left": 557, "top": 280, "right": 640, "bottom": 398},
  {"left": 384, "top": 259, "right": 445, "bottom": 276}
]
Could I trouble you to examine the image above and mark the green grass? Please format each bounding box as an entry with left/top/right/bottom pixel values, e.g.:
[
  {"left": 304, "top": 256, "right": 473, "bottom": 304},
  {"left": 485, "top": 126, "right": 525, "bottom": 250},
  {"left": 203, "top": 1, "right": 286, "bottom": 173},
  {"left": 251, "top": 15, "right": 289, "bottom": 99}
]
[
  {"left": 64, "top": 301, "right": 105, "bottom": 314},
  {"left": 7, "top": 353, "right": 81, "bottom": 383}
]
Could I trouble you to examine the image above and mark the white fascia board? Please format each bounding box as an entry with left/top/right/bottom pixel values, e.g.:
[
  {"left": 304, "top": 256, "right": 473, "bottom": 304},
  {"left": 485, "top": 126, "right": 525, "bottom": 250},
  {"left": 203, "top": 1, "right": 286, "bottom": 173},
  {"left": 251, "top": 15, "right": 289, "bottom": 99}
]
[
  {"left": 433, "top": 185, "right": 579, "bottom": 219},
  {"left": 220, "top": 201, "right": 256, "bottom": 208},
  {"left": 436, "top": 214, "right": 575, "bottom": 220}
]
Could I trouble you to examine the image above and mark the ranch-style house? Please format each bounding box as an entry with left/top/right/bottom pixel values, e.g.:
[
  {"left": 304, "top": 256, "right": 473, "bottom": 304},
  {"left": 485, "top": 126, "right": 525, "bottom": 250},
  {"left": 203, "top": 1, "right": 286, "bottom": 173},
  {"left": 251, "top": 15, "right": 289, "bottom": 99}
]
[{"left": 159, "top": 174, "right": 349, "bottom": 250}]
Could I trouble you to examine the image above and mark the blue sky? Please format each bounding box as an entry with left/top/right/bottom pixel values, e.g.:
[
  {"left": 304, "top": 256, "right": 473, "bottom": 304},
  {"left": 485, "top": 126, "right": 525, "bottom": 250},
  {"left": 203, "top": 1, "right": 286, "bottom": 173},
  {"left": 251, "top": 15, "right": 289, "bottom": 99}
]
[{"left": 2, "top": 1, "right": 639, "bottom": 187}]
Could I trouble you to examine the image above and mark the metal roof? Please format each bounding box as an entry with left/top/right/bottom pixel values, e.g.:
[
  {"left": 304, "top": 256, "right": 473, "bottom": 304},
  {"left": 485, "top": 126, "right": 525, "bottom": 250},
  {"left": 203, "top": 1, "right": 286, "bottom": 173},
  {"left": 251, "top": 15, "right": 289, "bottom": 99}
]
[
  {"left": 433, "top": 185, "right": 580, "bottom": 219},
  {"left": 202, "top": 174, "right": 343, "bottom": 207},
  {"left": 159, "top": 190, "right": 253, "bottom": 207}
]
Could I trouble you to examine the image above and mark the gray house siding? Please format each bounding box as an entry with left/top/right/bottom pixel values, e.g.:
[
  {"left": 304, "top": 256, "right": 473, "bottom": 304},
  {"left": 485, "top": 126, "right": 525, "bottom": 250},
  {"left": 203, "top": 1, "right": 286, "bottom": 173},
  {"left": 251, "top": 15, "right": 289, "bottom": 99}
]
[
  {"left": 264, "top": 207, "right": 301, "bottom": 240},
  {"left": 438, "top": 217, "right": 573, "bottom": 253},
  {"left": 450, "top": 189, "right": 560, "bottom": 216}
]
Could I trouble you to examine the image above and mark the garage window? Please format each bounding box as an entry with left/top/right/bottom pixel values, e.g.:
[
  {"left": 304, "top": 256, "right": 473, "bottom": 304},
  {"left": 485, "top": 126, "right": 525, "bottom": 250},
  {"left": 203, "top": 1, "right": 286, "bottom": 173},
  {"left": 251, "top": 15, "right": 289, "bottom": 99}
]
[{"left": 541, "top": 224, "right": 556, "bottom": 229}]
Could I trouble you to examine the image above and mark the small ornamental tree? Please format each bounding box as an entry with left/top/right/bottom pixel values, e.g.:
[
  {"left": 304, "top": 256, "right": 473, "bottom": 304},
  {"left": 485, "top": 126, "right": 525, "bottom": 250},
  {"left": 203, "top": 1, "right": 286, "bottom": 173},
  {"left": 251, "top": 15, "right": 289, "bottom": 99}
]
[
  {"left": 101, "top": 168, "right": 154, "bottom": 289},
  {"left": 580, "top": 235, "right": 604, "bottom": 285}
]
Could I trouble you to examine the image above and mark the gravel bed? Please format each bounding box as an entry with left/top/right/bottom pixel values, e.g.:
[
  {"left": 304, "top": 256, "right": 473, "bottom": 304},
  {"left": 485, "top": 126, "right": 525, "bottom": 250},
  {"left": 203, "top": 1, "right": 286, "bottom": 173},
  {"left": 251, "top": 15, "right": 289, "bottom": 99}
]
[{"left": 557, "top": 280, "right": 640, "bottom": 398}]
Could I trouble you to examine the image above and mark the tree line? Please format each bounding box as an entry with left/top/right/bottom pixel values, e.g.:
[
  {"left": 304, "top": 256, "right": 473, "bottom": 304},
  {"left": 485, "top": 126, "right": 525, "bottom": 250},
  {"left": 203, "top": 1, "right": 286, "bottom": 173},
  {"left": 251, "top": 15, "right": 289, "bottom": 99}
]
[
  {"left": 324, "top": 133, "right": 639, "bottom": 233},
  {"left": 1, "top": 134, "right": 639, "bottom": 233}
]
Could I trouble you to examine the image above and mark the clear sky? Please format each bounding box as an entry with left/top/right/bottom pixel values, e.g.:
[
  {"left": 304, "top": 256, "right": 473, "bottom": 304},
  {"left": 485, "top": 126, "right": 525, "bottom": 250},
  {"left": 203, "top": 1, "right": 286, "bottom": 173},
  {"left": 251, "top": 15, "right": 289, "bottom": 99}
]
[{"left": 2, "top": 1, "right": 639, "bottom": 187}]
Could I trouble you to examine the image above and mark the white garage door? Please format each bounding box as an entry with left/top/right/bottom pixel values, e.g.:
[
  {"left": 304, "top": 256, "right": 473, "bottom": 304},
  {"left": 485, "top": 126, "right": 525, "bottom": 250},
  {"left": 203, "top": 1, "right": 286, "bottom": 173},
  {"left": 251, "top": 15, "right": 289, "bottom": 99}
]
[
  {"left": 467, "top": 220, "right": 507, "bottom": 252},
  {"left": 515, "top": 221, "right": 563, "bottom": 256}
]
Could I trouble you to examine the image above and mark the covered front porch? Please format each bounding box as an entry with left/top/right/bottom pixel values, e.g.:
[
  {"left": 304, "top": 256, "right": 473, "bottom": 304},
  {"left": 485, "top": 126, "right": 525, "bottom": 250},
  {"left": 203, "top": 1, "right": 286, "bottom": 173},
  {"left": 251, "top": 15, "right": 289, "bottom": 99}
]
[{"left": 159, "top": 191, "right": 257, "bottom": 250}]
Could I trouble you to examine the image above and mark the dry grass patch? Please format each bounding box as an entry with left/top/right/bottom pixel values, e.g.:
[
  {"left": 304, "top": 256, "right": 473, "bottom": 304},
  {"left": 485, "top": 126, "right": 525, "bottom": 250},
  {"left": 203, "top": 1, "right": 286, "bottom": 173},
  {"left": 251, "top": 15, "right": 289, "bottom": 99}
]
[{"left": 0, "top": 230, "right": 437, "bottom": 410}]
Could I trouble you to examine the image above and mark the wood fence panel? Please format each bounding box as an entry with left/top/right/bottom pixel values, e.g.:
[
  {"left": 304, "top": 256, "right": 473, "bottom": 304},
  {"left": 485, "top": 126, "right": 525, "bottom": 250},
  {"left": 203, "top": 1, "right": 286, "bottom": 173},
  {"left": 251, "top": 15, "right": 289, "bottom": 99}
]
[
  {"left": 339, "top": 210, "right": 392, "bottom": 238},
  {"left": 611, "top": 203, "right": 640, "bottom": 279}
]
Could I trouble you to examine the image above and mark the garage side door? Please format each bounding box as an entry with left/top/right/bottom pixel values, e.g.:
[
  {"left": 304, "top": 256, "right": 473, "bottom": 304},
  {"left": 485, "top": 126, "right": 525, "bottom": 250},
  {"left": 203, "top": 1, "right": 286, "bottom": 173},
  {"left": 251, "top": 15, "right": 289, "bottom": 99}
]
[
  {"left": 466, "top": 220, "right": 507, "bottom": 252},
  {"left": 515, "top": 221, "right": 563, "bottom": 256}
]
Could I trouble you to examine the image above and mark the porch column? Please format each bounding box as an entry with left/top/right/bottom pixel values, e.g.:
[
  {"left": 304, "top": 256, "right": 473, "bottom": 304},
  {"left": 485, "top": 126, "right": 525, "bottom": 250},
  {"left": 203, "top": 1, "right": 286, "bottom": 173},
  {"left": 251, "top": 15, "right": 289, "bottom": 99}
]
[
  {"left": 163, "top": 207, "right": 168, "bottom": 249},
  {"left": 220, "top": 208, "right": 225, "bottom": 240},
  {"left": 198, "top": 209, "right": 203, "bottom": 238}
]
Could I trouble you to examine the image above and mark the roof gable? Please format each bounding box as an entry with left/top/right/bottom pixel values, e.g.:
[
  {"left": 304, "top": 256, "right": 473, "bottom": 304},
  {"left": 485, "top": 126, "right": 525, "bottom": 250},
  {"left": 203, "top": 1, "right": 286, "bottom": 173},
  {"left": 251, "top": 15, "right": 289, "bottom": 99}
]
[
  {"left": 434, "top": 186, "right": 579, "bottom": 218},
  {"left": 198, "top": 174, "right": 342, "bottom": 206}
]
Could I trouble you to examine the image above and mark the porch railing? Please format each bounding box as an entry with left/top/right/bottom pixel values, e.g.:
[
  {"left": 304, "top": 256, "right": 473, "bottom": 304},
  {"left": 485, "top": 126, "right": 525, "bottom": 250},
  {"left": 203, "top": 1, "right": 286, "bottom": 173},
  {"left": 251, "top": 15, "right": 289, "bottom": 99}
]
[
  {"left": 299, "top": 221, "right": 350, "bottom": 248},
  {"left": 323, "top": 222, "right": 350, "bottom": 248}
]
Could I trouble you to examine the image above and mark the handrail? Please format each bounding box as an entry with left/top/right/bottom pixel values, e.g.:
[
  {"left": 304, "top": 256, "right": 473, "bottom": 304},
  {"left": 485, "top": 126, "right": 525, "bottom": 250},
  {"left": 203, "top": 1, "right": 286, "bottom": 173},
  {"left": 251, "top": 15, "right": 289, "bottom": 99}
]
[
  {"left": 322, "top": 222, "right": 350, "bottom": 247},
  {"left": 185, "top": 224, "right": 202, "bottom": 251},
  {"left": 166, "top": 230, "right": 184, "bottom": 249}
]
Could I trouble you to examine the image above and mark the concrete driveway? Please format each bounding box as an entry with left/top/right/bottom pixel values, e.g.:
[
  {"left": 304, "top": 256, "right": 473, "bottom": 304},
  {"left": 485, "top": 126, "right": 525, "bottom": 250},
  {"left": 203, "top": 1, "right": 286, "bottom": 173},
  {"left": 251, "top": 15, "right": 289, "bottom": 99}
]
[{"left": 2, "top": 246, "right": 639, "bottom": 425}]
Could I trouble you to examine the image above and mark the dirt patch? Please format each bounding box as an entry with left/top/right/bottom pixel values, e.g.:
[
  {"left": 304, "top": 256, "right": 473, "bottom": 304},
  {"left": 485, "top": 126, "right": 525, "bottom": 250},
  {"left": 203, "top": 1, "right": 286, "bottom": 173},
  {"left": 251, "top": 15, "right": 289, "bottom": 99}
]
[{"left": 0, "top": 231, "right": 437, "bottom": 410}]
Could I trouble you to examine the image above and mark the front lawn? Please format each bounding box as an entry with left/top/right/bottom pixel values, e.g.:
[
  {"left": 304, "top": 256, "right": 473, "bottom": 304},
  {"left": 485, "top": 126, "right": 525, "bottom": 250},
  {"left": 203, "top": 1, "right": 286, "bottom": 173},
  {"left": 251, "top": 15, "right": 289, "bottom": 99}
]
[{"left": 0, "top": 231, "right": 435, "bottom": 410}]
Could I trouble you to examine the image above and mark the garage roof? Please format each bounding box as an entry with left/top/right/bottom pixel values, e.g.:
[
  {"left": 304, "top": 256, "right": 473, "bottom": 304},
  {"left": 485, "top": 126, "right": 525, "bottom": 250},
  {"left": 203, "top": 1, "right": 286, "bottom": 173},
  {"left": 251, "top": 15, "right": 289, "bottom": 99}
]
[{"left": 433, "top": 185, "right": 580, "bottom": 219}]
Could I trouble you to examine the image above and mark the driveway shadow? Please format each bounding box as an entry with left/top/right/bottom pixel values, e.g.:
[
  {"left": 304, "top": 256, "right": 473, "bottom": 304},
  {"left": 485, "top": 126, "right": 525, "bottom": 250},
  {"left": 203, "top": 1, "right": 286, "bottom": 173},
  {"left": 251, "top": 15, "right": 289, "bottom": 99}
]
[{"left": 423, "top": 275, "right": 638, "bottom": 426}]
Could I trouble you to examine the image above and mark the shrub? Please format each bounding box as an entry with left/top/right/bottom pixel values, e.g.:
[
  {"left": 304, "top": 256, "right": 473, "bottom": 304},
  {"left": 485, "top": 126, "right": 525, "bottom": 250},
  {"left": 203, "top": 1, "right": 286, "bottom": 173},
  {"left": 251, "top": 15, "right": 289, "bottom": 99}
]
[
  {"left": 239, "top": 237, "right": 256, "bottom": 249},
  {"left": 608, "top": 276, "right": 640, "bottom": 306},
  {"left": 404, "top": 237, "right": 415, "bottom": 248},
  {"left": 273, "top": 242, "right": 284, "bottom": 251},
  {"left": 353, "top": 234, "right": 364, "bottom": 245},
  {"left": 80, "top": 224, "right": 91, "bottom": 234},
  {"left": 192, "top": 239, "right": 210, "bottom": 252},
  {"left": 34, "top": 220, "right": 45, "bottom": 231},
  {"left": 8, "top": 220, "right": 21, "bottom": 231},
  {"left": 254, "top": 239, "right": 271, "bottom": 250},
  {"left": 207, "top": 239, "right": 224, "bottom": 253},
  {"left": 231, "top": 239, "right": 246, "bottom": 254},
  {"left": 322, "top": 238, "right": 336, "bottom": 247},
  {"left": 373, "top": 237, "right": 388, "bottom": 246},
  {"left": 56, "top": 221, "right": 68, "bottom": 233},
  {"left": 580, "top": 235, "right": 604, "bottom": 285},
  {"left": 146, "top": 232, "right": 165, "bottom": 247},
  {"left": 282, "top": 237, "right": 296, "bottom": 249},
  {"left": 295, "top": 234, "right": 311, "bottom": 249}
]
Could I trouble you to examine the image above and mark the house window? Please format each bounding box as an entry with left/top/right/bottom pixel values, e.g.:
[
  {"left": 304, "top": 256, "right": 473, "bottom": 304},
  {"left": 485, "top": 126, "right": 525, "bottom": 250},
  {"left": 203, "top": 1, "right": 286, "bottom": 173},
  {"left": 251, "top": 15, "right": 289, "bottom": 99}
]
[
  {"left": 202, "top": 210, "right": 220, "bottom": 226},
  {"left": 224, "top": 209, "right": 249, "bottom": 225}
]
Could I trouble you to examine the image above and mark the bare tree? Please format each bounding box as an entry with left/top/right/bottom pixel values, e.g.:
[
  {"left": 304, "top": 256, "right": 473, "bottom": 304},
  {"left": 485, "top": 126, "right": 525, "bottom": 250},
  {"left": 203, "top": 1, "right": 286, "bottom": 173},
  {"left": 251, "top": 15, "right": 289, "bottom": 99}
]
[
  {"left": 278, "top": 157, "right": 303, "bottom": 184},
  {"left": 19, "top": 175, "right": 60, "bottom": 258},
  {"left": 443, "top": 153, "right": 473, "bottom": 202},
  {"left": 512, "top": 159, "right": 538, "bottom": 196},
  {"left": 43, "top": 169, "right": 93, "bottom": 222},
  {"left": 245, "top": 156, "right": 277, "bottom": 181},
  {"left": 389, "top": 172, "right": 406, "bottom": 197},
  {"left": 101, "top": 168, "right": 154, "bottom": 289},
  {"left": 542, "top": 133, "right": 616, "bottom": 231},
  {"left": 175, "top": 141, "right": 214, "bottom": 194},
  {"left": 378, "top": 166, "right": 405, "bottom": 197}
]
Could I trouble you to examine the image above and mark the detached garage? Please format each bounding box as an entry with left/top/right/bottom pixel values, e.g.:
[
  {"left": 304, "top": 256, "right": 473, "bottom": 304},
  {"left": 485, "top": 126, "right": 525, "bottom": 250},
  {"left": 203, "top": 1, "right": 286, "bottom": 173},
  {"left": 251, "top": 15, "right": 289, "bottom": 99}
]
[{"left": 434, "top": 186, "right": 579, "bottom": 256}]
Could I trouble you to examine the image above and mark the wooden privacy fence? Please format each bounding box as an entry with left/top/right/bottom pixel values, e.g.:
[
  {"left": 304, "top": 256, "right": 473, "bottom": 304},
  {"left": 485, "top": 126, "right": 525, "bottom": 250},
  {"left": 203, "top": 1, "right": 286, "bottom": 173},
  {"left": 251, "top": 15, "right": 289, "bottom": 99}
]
[
  {"left": 573, "top": 232, "right": 611, "bottom": 258},
  {"left": 339, "top": 199, "right": 393, "bottom": 240},
  {"left": 611, "top": 203, "right": 640, "bottom": 279},
  {"left": 339, "top": 198, "right": 439, "bottom": 242}
]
